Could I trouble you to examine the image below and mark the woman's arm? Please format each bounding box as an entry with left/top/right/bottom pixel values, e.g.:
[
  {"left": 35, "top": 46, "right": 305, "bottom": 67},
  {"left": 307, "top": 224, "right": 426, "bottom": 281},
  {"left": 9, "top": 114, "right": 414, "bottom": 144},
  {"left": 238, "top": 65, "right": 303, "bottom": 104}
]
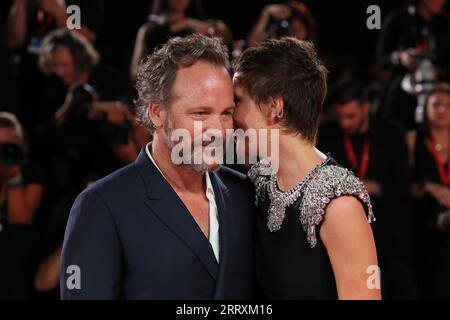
[{"left": 320, "top": 196, "right": 381, "bottom": 300}]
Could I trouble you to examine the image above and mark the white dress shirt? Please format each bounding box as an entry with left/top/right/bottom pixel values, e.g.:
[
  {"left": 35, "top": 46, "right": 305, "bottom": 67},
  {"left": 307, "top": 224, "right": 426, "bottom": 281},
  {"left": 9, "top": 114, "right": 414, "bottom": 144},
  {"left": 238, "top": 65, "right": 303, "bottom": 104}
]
[{"left": 145, "top": 144, "right": 220, "bottom": 262}]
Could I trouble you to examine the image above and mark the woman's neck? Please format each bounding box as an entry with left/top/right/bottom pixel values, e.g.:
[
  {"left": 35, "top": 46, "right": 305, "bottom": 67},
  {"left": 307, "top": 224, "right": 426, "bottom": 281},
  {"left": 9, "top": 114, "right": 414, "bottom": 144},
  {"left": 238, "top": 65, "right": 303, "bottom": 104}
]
[
  {"left": 275, "top": 134, "right": 327, "bottom": 192},
  {"left": 430, "top": 125, "right": 450, "bottom": 141}
]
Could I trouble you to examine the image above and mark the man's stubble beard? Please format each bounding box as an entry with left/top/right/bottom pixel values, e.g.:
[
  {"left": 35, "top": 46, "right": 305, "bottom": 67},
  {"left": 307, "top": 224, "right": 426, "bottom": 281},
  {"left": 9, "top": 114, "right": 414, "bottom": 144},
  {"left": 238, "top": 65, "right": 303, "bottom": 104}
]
[{"left": 162, "top": 114, "right": 222, "bottom": 173}]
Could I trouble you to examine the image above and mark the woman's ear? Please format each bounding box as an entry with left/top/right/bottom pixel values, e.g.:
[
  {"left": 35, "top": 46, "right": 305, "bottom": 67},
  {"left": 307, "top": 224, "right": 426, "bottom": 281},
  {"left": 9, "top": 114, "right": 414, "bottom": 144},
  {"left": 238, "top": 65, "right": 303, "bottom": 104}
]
[
  {"left": 266, "top": 96, "right": 285, "bottom": 126},
  {"left": 148, "top": 102, "right": 166, "bottom": 129}
]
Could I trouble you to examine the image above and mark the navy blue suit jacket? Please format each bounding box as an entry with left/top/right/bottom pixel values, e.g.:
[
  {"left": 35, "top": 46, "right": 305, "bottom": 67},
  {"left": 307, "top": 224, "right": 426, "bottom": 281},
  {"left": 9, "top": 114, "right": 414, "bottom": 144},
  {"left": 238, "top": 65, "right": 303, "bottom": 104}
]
[{"left": 60, "top": 148, "right": 255, "bottom": 299}]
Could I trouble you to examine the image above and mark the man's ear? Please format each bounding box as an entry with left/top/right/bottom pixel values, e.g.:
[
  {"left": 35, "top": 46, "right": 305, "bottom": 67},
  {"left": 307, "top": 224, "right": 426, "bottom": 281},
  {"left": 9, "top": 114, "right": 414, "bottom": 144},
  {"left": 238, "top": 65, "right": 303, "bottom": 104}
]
[{"left": 148, "top": 102, "right": 166, "bottom": 129}]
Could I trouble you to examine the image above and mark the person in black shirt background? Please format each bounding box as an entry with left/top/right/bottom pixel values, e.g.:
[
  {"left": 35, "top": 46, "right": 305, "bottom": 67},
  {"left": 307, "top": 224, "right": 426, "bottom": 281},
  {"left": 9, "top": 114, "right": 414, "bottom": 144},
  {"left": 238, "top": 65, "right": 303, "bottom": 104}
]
[
  {"left": 3, "top": 0, "right": 104, "bottom": 134},
  {"left": 0, "top": 112, "right": 46, "bottom": 299},
  {"left": 129, "top": 0, "right": 235, "bottom": 81},
  {"left": 35, "top": 29, "right": 128, "bottom": 125},
  {"left": 412, "top": 83, "right": 450, "bottom": 299},
  {"left": 130, "top": 0, "right": 209, "bottom": 80},
  {"left": 28, "top": 30, "right": 146, "bottom": 298},
  {"left": 318, "top": 81, "right": 418, "bottom": 299},
  {"left": 247, "top": 1, "right": 318, "bottom": 48},
  {"left": 376, "top": 0, "right": 450, "bottom": 131}
]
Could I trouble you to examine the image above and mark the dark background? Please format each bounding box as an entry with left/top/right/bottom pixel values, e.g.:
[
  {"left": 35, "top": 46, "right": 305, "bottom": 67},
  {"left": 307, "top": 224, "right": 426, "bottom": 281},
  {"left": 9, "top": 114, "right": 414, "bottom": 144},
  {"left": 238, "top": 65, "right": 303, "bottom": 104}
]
[{"left": 96, "top": 0, "right": 408, "bottom": 74}]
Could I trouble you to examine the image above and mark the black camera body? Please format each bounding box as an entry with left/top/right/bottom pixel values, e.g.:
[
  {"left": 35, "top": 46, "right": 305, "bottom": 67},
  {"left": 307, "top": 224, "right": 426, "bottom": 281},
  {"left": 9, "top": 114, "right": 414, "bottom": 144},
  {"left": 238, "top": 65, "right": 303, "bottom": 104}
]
[
  {"left": 98, "top": 118, "right": 133, "bottom": 146},
  {"left": 271, "top": 7, "right": 309, "bottom": 38},
  {"left": 0, "top": 143, "right": 24, "bottom": 167}
]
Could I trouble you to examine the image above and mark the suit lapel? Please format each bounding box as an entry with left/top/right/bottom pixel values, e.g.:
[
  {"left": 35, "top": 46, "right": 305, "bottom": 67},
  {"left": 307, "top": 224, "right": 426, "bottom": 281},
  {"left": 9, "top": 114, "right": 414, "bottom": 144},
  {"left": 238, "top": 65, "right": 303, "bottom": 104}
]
[
  {"left": 134, "top": 148, "right": 219, "bottom": 281},
  {"left": 209, "top": 170, "right": 232, "bottom": 300}
]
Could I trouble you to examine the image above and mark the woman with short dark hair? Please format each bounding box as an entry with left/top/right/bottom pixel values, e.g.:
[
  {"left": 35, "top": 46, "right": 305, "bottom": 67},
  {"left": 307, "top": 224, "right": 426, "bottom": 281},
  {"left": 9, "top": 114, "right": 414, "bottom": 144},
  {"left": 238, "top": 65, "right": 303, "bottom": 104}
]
[{"left": 232, "top": 37, "right": 381, "bottom": 300}]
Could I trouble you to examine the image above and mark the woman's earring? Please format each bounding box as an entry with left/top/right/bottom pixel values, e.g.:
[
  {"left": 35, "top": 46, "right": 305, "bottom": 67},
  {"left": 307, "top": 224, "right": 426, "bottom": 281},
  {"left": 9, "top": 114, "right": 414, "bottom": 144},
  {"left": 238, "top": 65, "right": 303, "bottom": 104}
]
[{"left": 276, "top": 107, "right": 284, "bottom": 119}]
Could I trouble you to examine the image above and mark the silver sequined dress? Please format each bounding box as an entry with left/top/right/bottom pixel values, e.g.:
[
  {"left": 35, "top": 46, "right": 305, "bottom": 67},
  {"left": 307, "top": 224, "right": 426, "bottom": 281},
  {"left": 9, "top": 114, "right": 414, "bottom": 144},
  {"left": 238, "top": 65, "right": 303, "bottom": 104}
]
[{"left": 248, "top": 155, "right": 375, "bottom": 299}]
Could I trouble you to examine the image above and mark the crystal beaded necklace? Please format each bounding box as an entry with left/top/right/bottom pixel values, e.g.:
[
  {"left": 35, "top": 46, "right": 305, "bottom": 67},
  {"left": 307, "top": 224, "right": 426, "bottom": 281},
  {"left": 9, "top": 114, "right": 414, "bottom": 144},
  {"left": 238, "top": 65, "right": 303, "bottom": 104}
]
[{"left": 266, "top": 156, "right": 331, "bottom": 232}]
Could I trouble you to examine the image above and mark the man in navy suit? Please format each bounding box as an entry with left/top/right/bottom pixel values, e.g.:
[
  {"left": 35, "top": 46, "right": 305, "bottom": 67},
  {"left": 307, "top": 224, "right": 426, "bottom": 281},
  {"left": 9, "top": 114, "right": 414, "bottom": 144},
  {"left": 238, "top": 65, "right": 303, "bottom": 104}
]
[{"left": 60, "top": 34, "right": 255, "bottom": 299}]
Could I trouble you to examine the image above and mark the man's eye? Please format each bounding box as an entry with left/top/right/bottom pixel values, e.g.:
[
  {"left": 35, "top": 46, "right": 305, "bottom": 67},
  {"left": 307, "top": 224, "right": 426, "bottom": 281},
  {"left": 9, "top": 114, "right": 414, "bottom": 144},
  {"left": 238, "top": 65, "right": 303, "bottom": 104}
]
[
  {"left": 194, "top": 111, "right": 206, "bottom": 116},
  {"left": 234, "top": 98, "right": 241, "bottom": 107}
]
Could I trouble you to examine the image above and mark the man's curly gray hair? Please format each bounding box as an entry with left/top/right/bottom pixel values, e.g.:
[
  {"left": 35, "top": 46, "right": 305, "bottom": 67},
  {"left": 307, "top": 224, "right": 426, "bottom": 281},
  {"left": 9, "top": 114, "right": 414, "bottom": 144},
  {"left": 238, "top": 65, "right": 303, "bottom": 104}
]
[{"left": 134, "top": 33, "right": 230, "bottom": 133}]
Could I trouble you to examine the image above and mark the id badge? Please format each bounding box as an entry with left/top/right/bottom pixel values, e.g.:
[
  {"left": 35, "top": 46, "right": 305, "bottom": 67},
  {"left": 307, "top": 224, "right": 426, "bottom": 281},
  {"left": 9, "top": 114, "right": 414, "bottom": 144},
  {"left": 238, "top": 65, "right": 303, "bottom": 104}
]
[{"left": 27, "top": 37, "right": 43, "bottom": 55}]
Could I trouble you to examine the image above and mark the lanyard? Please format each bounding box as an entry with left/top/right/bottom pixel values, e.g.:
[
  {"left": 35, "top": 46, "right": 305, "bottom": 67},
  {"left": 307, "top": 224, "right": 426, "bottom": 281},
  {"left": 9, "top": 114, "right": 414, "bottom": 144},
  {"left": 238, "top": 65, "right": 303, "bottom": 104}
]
[
  {"left": 426, "top": 137, "right": 450, "bottom": 186},
  {"left": 344, "top": 134, "right": 370, "bottom": 179},
  {"left": 0, "top": 183, "right": 7, "bottom": 209},
  {"left": 37, "top": 10, "right": 55, "bottom": 37}
]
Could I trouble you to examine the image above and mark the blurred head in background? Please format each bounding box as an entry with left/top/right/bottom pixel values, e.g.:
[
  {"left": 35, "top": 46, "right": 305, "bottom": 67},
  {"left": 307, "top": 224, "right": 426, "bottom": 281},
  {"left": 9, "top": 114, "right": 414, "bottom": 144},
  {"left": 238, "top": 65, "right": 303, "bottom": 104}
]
[
  {"left": 416, "top": 0, "right": 447, "bottom": 17},
  {"left": 38, "top": 30, "right": 99, "bottom": 86},
  {"left": 423, "top": 83, "right": 450, "bottom": 131},
  {"left": 330, "top": 81, "right": 372, "bottom": 136}
]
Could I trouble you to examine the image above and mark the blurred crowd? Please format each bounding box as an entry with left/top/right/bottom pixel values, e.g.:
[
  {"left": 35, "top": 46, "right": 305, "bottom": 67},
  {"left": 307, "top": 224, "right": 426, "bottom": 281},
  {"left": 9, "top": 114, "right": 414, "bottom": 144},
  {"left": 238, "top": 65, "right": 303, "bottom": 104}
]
[{"left": 0, "top": 0, "right": 449, "bottom": 300}]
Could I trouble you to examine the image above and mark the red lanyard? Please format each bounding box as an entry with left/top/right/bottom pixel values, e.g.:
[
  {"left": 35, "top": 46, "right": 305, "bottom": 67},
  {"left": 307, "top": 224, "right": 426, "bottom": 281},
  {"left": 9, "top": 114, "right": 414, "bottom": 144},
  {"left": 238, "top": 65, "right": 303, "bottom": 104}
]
[
  {"left": 344, "top": 135, "right": 370, "bottom": 179},
  {"left": 426, "top": 137, "right": 450, "bottom": 186},
  {"left": 37, "top": 10, "right": 55, "bottom": 37}
]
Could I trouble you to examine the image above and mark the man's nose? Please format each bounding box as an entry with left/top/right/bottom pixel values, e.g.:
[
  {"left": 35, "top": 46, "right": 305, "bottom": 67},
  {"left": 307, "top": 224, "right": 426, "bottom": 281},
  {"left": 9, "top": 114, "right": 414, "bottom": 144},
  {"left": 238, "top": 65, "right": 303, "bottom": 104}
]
[
  {"left": 204, "top": 115, "right": 225, "bottom": 130},
  {"left": 203, "top": 115, "right": 229, "bottom": 138}
]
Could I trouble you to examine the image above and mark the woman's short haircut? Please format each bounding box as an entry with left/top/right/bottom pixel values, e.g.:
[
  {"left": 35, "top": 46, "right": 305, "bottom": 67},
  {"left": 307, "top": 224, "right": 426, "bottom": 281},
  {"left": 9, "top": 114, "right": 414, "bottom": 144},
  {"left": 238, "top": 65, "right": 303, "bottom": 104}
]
[{"left": 232, "top": 37, "right": 328, "bottom": 143}]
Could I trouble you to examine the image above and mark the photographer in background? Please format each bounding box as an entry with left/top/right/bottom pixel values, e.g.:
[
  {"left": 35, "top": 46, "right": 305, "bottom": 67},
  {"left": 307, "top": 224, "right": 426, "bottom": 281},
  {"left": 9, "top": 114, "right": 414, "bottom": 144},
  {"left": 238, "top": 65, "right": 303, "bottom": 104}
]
[
  {"left": 35, "top": 30, "right": 127, "bottom": 127},
  {"left": 0, "top": 112, "right": 46, "bottom": 299},
  {"left": 130, "top": 0, "right": 234, "bottom": 81},
  {"left": 4, "top": 0, "right": 103, "bottom": 49},
  {"left": 412, "top": 83, "right": 450, "bottom": 299},
  {"left": 4, "top": 0, "right": 104, "bottom": 133},
  {"left": 376, "top": 0, "right": 450, "bottom": 134},
  {"left": 31, "top": 94, "right": 144, "bottom": 298},
  {"left": 247, "top": 1, "right": 318, "bottom": 47},
  {"left": 30, "top": 31, "right": 146, "bottom": 298},
  {"left": 35, "top": 29, "right": 140, "bottom": 182}
]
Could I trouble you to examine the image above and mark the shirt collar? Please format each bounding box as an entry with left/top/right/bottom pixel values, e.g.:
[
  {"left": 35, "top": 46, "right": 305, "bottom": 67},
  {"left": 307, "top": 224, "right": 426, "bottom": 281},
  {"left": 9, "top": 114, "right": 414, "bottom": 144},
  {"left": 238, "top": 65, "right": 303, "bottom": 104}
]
[{"left": 145, "top": 143, "right": 215, "bottom": 199}]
